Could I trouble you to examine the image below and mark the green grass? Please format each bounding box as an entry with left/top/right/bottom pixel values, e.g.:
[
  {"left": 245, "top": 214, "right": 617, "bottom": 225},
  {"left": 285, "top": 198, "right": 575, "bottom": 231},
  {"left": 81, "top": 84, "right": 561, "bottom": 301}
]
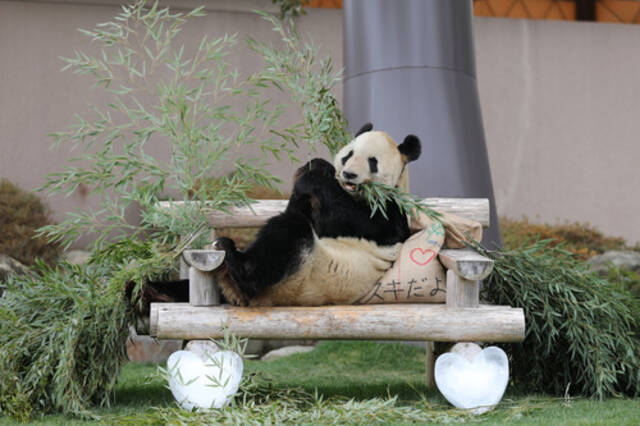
[{"left": 3, "top": 341, "right": 638, "bottom": 424}]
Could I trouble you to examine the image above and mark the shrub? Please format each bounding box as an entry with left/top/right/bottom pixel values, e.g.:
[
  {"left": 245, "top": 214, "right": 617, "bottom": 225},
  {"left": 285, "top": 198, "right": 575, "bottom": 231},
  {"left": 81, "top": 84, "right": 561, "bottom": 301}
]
[
  {"left": 605, "top": 266, "right": 640, "bottom": 300},
  {"left": 500, "top": 216, "right": 640, "bottom": 298},
  {"left": 500, "top": 217, "right": 627, "bottom": 260},
  {"left": 0, "top": 179, "right": 60, "bottom": 266}
]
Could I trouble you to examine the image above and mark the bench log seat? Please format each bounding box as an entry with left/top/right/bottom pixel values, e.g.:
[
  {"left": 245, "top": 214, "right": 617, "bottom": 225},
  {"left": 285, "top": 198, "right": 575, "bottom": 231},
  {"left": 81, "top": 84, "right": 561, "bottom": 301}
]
[
  {"left": 151, "top": 303, "right": 524, "bottom": 342},
  {"left": 149, "top": 197, "right": 525, "bottom": 387}
]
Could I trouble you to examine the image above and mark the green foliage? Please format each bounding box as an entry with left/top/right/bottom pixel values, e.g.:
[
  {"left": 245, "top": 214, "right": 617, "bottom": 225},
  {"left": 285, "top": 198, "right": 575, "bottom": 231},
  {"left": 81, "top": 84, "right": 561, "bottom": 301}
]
[
  {"left": 479, "top": 239, "right": 640, "bottom": 398},
  {"left": 0, "top": 262, "right": 130, "bottom": 418},
  {"left": 39, "top": 1, "right": 300, "bottom": 251},
  {"left": 0, "top": 241, "right": 178, "bottom": 419},
  {"left": 272, "top": 0, "right": 309, "bottom": 19},
  {"left": 247, "top": 12, "right": 351, "bottom": 157},
  {"left": 0, "top": 179, "right": 61, "bottom": 265},
  {"left": 117, "top": 395, "right": 480, "bottom": 425},
  {"left": 605, "top": 266, "right": 640, "bottom": 300},
  {"left": 500, "top": 217, "right": 628, "bottom": 260},
  {"left": 358, "top": 180, "right": 442, "bottom": 222}
]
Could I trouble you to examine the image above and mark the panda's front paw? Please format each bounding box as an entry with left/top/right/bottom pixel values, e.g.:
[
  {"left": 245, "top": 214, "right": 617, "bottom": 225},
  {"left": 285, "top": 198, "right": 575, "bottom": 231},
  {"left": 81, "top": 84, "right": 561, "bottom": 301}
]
[{"left": 213, "top": 237, "right": 237, "bottom": 253}]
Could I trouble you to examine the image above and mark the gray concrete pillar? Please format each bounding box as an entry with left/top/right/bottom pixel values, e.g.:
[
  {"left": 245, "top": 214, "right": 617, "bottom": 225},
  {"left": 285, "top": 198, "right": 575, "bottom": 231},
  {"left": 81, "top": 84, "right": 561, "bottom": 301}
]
[{"left": 343, "top": 0, "right": 501, "bottom": 246}]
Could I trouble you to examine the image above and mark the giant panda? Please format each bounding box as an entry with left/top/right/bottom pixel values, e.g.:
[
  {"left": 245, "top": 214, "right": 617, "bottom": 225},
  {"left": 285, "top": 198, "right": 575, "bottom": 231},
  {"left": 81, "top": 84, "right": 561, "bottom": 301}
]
[{"left": 213, "top": 123, "right": 421, "bottom": 306}]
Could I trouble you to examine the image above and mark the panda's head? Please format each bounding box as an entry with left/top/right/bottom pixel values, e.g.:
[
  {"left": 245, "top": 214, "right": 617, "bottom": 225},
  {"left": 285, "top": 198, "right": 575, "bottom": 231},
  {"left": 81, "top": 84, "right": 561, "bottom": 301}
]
[{"left": 334, "top": 123, "right": 421, "bottom": 194}]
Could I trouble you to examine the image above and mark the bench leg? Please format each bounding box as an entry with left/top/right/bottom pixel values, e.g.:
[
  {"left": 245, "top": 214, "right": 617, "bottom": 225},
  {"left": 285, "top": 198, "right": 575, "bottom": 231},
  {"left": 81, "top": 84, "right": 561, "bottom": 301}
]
[{"left": 425, "top": 341, "right": 435, "bottom": 389}]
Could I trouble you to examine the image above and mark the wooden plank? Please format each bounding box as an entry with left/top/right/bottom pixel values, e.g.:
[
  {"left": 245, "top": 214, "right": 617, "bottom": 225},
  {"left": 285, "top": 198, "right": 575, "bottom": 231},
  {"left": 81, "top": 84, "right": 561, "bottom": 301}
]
[
  {"left": 439, "top": 248, "right": 494, "bottom": 281},
  {"left": 150, "top": 303, "right": 525, "bottom": 342},
  {"left": 445, "top": 269, "right": 480, "bottom": 308},
  {"left": 155, "top": 198, "right": 490, "bottom": 228}
]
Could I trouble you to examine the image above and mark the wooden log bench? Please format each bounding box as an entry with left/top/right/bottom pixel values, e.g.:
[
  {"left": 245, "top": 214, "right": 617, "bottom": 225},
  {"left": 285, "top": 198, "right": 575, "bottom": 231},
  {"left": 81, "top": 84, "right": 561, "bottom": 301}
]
[{"left": 150, "top": 198, "right": 525, "bottom": 387}]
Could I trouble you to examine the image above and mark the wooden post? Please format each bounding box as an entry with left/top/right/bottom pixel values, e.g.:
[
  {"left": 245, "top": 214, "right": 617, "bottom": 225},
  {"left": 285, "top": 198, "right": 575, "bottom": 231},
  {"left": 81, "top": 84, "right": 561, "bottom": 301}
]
[
  {"left": 433, "top": 248, "right": 495, "bottom": 387},
  {"left": 179, "top": 235, "right": 190, "bottom": 279},
  {"left": 425, "top": 341, "right": 436, "bottom": 389},
  {"left": 445, "top": 269, "right": 479, "bottom": 308},
  {"left": 182, "top": 250, "right": 225, "bottom": 307},
  {"left": 189, "top": 267, "right": 219, "bottom": 306},
  {"left": 179, "top": 258, "right": 190, "bottom": 280}
]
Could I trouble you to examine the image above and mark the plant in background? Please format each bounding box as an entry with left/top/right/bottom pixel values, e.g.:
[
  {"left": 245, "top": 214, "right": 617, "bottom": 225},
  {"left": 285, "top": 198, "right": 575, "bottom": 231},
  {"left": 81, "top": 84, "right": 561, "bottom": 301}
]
[
  {"left": 500, "top": 217, "right": 628, "bottom": 260},
  {"left": 247, "top": 11, "right": 351, "bottom": 157},
  {"left": 478, "top": 239, "right": 640, "bottom": 398},
  {"left": 0, "top": 179, "right": 61, "bottom": 265},
  {"left": 605, "top": 265, "right": 640, "bottom": 299},
  {"left": 39, "top": 2, "right": 297, "bottom": 251},
  {"left": 272, "top": 0, "right": 310, "bottom": 19}
]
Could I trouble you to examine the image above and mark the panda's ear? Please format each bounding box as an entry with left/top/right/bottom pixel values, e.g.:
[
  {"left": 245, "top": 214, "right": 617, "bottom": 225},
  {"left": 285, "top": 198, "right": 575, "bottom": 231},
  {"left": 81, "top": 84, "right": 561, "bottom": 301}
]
[
  {"left": 355, "top": 122, "right": 373, "bottom": 137},
  {"left": 398, "top": 135, "right": 421, "bottom": 163}
]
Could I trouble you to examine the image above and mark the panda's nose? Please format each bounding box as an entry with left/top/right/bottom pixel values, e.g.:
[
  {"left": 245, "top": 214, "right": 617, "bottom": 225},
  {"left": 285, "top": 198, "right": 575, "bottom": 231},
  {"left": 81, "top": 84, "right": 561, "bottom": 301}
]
[{"left": 342, "top": 171, "right": 358, "bottom": 181}]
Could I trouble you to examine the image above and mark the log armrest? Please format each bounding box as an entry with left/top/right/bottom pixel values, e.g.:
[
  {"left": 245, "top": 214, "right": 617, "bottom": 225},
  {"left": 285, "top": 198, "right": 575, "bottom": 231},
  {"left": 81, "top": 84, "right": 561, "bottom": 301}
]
[
  {"left": 438, "top": 248, "right": 494, "bottom": 281},
  {"left": 439, "top": 248, "right": 493, "bottom": 308},
  {"left": 182, "top": 249, "right": 226, "bottom": 306}
]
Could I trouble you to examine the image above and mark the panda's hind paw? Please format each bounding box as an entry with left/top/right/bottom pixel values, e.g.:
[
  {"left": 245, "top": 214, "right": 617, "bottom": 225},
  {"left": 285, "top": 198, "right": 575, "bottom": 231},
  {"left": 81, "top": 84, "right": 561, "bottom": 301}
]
[
  {"left": 214, "top": 263, "right": 249, "bottom": 306},
  {"left": 213, "top": 237, "right": 236, "bottom": 253}
]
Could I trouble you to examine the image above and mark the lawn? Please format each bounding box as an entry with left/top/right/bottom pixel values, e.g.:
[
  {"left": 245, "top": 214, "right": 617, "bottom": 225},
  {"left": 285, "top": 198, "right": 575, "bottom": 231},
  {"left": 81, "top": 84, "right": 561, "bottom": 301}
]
[{"left": 4, "top": 341, "right": 638, "bottom": 425}]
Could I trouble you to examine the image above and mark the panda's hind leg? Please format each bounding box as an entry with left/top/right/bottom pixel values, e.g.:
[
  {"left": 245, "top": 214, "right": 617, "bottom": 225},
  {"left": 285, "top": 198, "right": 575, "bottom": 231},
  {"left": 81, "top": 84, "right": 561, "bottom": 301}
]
[
  {"left": 212, "top": 237, "right": 250, "bottom": 306},
  {"left": 213, "top": 210, "right": 315, "bottom": 306}
]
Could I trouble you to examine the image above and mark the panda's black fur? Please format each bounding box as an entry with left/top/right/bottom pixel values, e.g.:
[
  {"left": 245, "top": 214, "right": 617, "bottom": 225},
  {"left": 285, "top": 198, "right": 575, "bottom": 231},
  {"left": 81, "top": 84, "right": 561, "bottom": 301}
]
[{"left": 214, "top": 124, "right": 422, "bottom": 306}]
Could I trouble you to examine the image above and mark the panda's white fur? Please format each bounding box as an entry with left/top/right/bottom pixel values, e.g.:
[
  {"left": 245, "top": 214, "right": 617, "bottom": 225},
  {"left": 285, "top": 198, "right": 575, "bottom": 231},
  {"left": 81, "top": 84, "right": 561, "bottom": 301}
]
[
  {"left": 216, "top": 127, "right": 420, "bottom": 307},
  {"left": 250, "top": 235, "right": 401, "bottom": 306}
]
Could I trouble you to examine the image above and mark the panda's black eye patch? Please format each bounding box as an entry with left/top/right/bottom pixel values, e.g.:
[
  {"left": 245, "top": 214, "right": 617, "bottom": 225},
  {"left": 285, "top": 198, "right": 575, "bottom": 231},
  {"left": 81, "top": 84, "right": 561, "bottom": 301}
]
[
  {"left": 368, "top": 157, "right": 378, "bottom": 174},
  {"left": 341, "top": 150, "right": 353, "bottom": 165}
]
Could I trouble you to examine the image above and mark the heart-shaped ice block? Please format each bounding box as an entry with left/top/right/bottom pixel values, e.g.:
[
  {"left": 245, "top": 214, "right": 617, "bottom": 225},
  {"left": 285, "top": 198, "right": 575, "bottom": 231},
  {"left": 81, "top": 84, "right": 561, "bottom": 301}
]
[
  {"left": 167, "top": 350, "right": 243, "bottom": 411},
  {"left": 435, "top": 346, "right": 509, "bottom": 414}
]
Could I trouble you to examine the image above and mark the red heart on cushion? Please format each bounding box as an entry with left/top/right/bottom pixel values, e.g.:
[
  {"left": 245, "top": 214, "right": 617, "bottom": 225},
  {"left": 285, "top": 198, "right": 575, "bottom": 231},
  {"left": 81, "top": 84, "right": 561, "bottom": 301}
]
[{"left": 409, "top": 248, "right": 436, "bottom": 266}]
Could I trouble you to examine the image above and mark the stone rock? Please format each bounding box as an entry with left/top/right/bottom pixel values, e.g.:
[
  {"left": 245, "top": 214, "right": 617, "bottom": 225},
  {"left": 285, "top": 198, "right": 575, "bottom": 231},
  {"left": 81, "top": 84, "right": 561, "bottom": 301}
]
[
  {"left": 263, "top": 339, "right": 318, "bottom": 352},
  {"left": 185, "top": 340, "right": 220, "bottom": 361},
  {"left": 244, "top": 339, "right": 265, "bottom": 356},
  {"left": 0, "top": 254, "right": 30, "bottom": 296},
  {"left": 587, "top": 250, "right": 640, "bottom": 274},
  {"left": 126, "top": 327, "right": 183, "bottom": 363},
  {"left": 64, "top": 249, "right": 91, "bottom": 265},
  {"left": 0, "top": 254, "right": 29, "bottom": 281},
  {"left": 261, "top": 345, "right": 315, "bottom": 361}
]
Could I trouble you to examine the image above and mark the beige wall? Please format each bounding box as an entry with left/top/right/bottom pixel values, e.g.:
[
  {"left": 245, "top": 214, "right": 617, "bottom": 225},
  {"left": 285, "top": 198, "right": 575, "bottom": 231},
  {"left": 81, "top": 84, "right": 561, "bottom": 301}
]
[
  {"left": 474, "top": 17, "right": 640, "bottom": 244},
  {"left": 1, "top": 1, "right": 639, "bottom": 245}
]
